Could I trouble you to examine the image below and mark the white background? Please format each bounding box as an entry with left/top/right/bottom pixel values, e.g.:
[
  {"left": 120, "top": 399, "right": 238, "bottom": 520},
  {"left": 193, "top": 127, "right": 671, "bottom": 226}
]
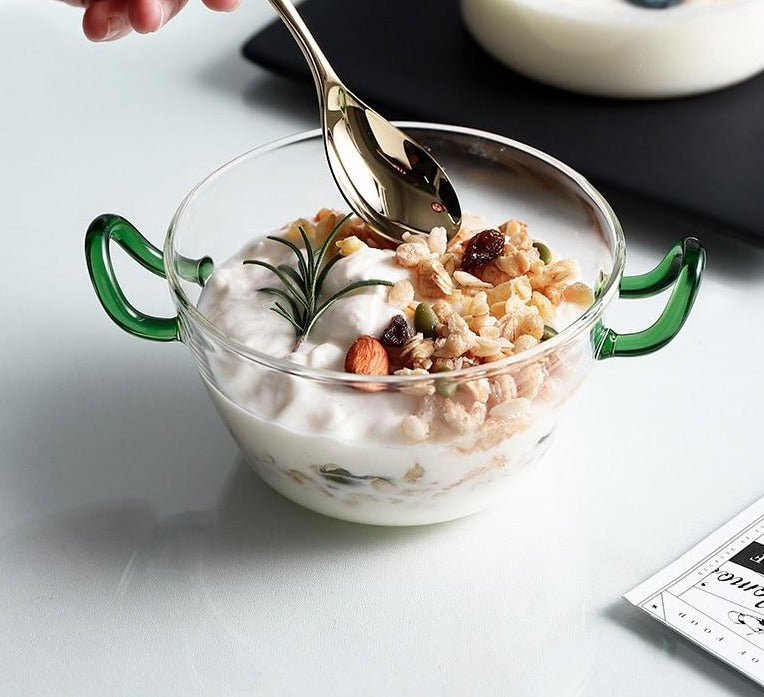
[{"left": 1, "top": 1, "right": 763, "bottom": 695}]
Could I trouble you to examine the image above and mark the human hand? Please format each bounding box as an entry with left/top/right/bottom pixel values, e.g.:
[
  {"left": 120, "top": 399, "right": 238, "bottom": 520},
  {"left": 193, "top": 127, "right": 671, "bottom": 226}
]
[{"left": 60, "top": 0, "right": 241, "bottom": 42}]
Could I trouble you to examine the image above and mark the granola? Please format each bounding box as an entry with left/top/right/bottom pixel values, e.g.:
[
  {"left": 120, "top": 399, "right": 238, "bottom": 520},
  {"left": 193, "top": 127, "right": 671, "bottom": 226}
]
[
  {"left": 307, "top": 212, "right": 591, "bottom": 369},
  {"left": 210, "top": 209, "right": 593, "bottom": 454},
  {"left": 311, "top": 210, "right": 594, "bottom": 447}
]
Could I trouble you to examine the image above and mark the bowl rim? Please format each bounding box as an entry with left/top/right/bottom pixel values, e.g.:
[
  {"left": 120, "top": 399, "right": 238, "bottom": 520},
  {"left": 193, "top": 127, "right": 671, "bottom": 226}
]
[
  {"left": 465, "top": 0, "right": 764, "bottom": 25},
  {"left": 165, "top": 121, "right": 626, "bottom": 385}
]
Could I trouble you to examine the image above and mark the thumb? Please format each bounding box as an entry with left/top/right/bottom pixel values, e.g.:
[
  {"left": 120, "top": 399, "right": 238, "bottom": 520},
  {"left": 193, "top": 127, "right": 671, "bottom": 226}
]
[{"left": 201, "top": 0, "right": 241, "bottom": 12}]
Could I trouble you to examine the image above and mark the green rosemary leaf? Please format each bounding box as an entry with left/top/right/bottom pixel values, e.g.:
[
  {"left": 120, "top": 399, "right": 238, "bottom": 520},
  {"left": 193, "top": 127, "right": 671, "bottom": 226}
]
[
  {"left": 244, "top": 215, "right": 392, "bottom": 348},
  {"left": 298, "top": 226, "right": 316, "bottom": 293},
  {"left": 315, "top": 213, "right": 353, "bottom": 272},
  {"left": 277, "top": 264, "right": 307, "bottom": 294},
  {"left": 313, "top": 214, "right": 356, "bottom": 303},
  {"left": 266, "top": 235, "right": 309, "bottom": 284},
  {"left": 270, "top": 305, "right": 302, "bottom": 333},
  {"left": 314, "top": 253, "right": 343, "bottom": 292},
  {"left": 260, "top": 286, "right": 303, "bottom": 320},
  {"left": 319, "top": 278, "right": 395, "bottom": 308},
  {"left": 242, "top": 258, "right": 277, "bottom": 272},
  {"left": 305, "top": 279, "right": 394, "bottom": 337},
  {"left": 243, "top": 259, "right": 305, "bottom": 305}
]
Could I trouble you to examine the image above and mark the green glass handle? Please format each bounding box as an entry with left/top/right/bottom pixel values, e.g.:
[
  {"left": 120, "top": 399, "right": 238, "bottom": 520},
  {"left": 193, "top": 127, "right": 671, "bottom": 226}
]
[
  {"left": 596, "top": 237, "right": 705, "bottom": 359},
  {"left": 85, "top": 214, "right": 180, "bottom": 341}
]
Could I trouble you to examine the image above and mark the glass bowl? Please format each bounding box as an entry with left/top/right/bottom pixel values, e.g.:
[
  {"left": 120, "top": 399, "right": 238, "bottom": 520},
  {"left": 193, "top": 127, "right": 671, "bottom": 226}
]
[{"left": 85, "top": 123, "right": 704, "bottom": 525}]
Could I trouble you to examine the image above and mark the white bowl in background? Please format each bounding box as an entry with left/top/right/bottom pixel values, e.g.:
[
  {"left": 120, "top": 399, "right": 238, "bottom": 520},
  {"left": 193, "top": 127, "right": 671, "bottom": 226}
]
[{"left": 461, "top": 0, "right": 764, "bottom": 98}]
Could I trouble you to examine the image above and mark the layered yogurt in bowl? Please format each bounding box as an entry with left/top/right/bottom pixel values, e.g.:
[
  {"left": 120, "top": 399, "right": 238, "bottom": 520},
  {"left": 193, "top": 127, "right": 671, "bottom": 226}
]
[{"left": 84, "top": 123, "right": 704, "bottom": 525}]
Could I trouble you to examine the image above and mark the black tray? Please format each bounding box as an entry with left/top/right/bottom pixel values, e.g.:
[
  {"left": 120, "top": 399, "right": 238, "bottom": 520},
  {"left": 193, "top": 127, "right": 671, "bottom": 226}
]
[{"left": 243, "top": 0, "right": 764, "bottom": 245}]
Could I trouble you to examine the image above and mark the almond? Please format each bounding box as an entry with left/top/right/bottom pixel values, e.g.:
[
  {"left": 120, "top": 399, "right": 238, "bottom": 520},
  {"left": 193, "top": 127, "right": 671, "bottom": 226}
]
[{"left": 345, "top": 335, "right": 390, "bottom": 391}]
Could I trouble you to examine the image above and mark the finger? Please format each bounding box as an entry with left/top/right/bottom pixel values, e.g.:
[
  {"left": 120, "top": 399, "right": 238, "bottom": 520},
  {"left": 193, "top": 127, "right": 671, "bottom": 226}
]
[
  {"left": 126, "top": 0, "right": 163, "bottom": 33},
  {"left": 150, "top": 0, "right": 190, "bottom": 30},
  {"left": 83, "top": 0, "right": 132, "bottom": 41},
  {"left": 201, "top": 0, "right": 240, "bottom": 12}
]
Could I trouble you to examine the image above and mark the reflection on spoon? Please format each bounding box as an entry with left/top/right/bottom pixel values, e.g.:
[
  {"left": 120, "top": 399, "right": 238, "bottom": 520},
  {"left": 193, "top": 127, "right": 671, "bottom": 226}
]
[{"left": 268, "top": 0, "right": 462, "bottom": 244}]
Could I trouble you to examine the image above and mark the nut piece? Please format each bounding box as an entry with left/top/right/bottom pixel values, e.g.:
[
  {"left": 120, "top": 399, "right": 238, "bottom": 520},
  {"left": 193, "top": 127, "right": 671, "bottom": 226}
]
[
  {"left": 564, "top": 281, "right": 594, "bottom": 306},
  {"left": 387, "top": 279, "right": 415, "bottom": 309},
  {"left": 336, "top": 235, "right": 366, "bottom": 256},
  {"left": 345, "top": 335, "right": 390, "bottom": 377},
  {"left": 453, "top": 270, "right": 492, "bottom": 289},
  {"left": 401, "top": 415, "right": 429, "bottom": 443}
]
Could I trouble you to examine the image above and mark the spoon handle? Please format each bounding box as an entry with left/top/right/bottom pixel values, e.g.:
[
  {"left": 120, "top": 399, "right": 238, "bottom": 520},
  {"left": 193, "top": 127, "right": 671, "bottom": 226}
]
[{"left": 267, "top": 0, "right": 339, "bottom": 91}]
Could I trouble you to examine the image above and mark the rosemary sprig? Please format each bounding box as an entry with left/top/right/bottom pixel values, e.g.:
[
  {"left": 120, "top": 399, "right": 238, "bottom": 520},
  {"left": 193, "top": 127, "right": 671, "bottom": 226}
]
[{"left": 243, "top": 215, "right": 393, "bottom": 348}]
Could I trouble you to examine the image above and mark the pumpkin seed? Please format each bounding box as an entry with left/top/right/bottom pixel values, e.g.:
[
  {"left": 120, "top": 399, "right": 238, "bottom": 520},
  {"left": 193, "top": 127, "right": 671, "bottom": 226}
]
[
  {"left": 436, "top": 379, "right": 457, "bottom": 398},
  {"left": 542, "top": 325, "right": 558, "bottom": 341},
  {"left": 533, "top": 241, "right": 552, "bottom": 265},
  {"left": 414, "top": 302, "right": 439, "bottom": 338}
]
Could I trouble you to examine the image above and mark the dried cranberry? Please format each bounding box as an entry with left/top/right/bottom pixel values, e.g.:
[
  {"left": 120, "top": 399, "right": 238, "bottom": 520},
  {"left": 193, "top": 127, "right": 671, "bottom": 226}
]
[
  {"left": 461, "top": 229, "right": 505, "bottom": 272},
  {"left": 381, "top": 315, "right": 411, "bottom": 347}
]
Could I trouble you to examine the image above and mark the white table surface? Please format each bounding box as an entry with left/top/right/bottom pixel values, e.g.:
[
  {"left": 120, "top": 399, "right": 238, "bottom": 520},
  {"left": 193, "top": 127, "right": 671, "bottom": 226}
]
[{"left": 2, "top": 2, "right": 764, "bottom": 695}]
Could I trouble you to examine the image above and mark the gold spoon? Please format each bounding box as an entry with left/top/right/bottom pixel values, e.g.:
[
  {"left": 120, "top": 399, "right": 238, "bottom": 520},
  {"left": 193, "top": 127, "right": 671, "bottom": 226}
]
[{"left": 268, "top": 0, "right": 462, "bottom": 243}]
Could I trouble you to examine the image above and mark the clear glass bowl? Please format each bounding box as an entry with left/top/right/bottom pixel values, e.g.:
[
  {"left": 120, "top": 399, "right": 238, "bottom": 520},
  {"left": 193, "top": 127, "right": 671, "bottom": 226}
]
[{"left": 85, "top": 123, "right": 704, "bottom": 525}]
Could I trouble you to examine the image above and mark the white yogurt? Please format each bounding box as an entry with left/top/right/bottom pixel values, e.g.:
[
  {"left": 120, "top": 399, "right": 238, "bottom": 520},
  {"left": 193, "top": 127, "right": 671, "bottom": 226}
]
[
  {"left": 198, "top": 236, "right": 415, "bottom": 441},
  {"left": 195, "top": 221, "right": 591, "bottom": 525},
  {"left": 461, "top": 0, "right": 764, "bottom": 98}
]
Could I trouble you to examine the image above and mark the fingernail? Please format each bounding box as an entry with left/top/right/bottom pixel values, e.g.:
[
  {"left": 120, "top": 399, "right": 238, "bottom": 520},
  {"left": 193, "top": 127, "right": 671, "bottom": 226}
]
[{"left": 104, "top": 15, "right": 129, "bottom": 40}]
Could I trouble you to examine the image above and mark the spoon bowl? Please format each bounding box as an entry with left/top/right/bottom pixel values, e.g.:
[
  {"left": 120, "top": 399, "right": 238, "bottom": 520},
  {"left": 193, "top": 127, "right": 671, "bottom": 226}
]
[{"left": 269, "top": 0, "right": 462, "bottom": 243}]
